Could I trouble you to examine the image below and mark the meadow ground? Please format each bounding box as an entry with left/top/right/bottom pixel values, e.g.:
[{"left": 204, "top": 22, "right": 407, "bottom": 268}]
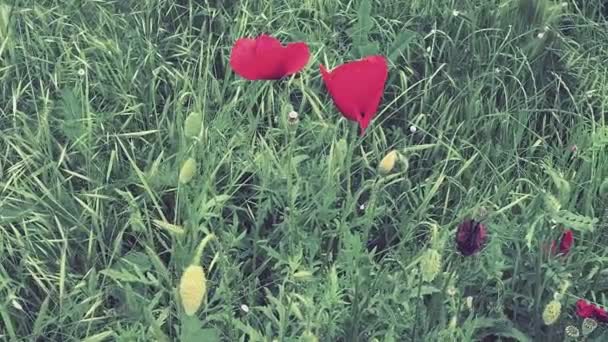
[{"left": 1, "top": 0, "right": 608, "bottom": 341}]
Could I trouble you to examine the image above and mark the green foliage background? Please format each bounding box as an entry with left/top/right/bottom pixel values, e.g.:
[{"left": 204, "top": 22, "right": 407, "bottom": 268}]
[{"left": 1, "top": 0, "right": 608, "bottom": 341}]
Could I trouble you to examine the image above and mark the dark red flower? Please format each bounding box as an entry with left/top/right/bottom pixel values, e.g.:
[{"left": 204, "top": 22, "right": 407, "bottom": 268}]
[
  {"left": 319, "top": 55, "right": 388, "bottom": 135},
  {"left": 576, "top": 299, "right": 608, "bottom": 323},
  {"left": 550, "top": 229, "right": 574, "bottom": 256},
  {"left": 229, "top": 34, "right": 310, "bottom": 80},
  {"left": 455, "top": 219, "right": 487, "bottom": 256}
]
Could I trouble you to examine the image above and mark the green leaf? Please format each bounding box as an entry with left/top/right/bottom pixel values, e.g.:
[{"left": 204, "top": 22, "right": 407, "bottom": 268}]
[
  {"left": 387, "top": 29, "right": 416, "bottom": 62},
  {"left": 180, "top": 316, "right": 220, "bottom": 342},
  {"left": 82, "top": 331, "right": 115, "bottom": 342},
  {"left": 473, "top": 318, "right": 533, "bottom": 342},
  {"left": 349, "top": 0, "right": 377, "bottom": 58},
  {"left": 357, "top": 41, "right": 379, "bottom": 58},
  {"left": 59, "top": 87, "right": 86, "bottom": 143},
  {"left": 100, "top": 268, "right": 155, "bottom": 285}
]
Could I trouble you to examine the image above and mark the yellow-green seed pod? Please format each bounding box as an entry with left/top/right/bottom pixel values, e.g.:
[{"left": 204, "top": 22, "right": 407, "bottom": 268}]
[
  {"left": 599, "top": 179, "right": 608, "bottom": 198},
  {"left": 542, "top": 300, "right": 561, "bottom": 326},
  {"left": 420, "top": 249, "right": 442, "bottom": 282},
  {"left": 184, "top": 111, "right": 202, "bottom": 138},
  {"left": 179, "top": 265, "right": 207, "bottom": 316},
  {"left": 582, "top": 317, "right": 598, "bottom": 336},
  {"left": 179, "top": 158, "right": 197, "bottom": 184},
  {"left": 378, "top": 150, "right": 399, "bottom": 174},
  {"left": 299, "top": 331, "right": 318, "bottom": 342}
]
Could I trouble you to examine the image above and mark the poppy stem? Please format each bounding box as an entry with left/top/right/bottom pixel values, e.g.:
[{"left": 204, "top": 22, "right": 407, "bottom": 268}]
[
  {"left": 346, "top": 123, "right": 358, "bottom": 193},
  {"left": 412, "top": 265, "right": 424, "bottom": 339}
]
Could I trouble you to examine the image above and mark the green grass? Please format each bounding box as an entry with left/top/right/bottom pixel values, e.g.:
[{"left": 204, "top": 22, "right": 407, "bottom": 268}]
[{"left": 1, "top": 0, "right": 608, "bottom": 341}]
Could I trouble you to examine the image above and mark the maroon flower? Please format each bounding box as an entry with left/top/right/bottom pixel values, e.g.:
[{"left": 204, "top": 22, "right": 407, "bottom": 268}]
[
  {"left": 455, "top": 219, "right": 487, "bottom": 256},
  {"left": 550, "top": 229, "right": 574, "bottom": 256},
  {"left": 576, "top": 299, "right": 608, "bottom": 323}
]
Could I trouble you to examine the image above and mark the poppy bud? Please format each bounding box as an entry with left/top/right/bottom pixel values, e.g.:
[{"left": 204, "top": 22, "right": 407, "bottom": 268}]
[
  {"left": 287, "top": 111, "right": 300, "bottom": 125},
  {"left": 378, "top": 150, "right": 399, "bottom": 174},
  {"left": 184, "top": 111, "right": 202, "bottom": 138},
  {"left": 455, "top": 219, "right": 487, "bottom": 256},
  {"left": 299, "top": 331, "right": 318, "bottom": 342},
  {"left": 420, "top": 249, "right": 442, "bottom": 282},
  {"left": 599, "top": 178, "right": 608, "bottom": 198},
  {"left": 179, "top": 265, "right": 207, "bottom": 316},
  {"left": 465, "top": 296, "right": 474, "bottom": 310},
  {"left": 179, "top": 158, "right": 197, "bottom": 184},
  {"left": 542, "top": 300, "right": 561, "bottom": 325}
]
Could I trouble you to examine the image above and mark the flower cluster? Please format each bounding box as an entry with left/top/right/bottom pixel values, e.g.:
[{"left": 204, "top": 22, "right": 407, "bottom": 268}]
[
  {"left": 226, "top": 33, "right": 597, "bottom": 335},
  {"left": 229, "top": 34, "right": 388, "bottom": 135}
]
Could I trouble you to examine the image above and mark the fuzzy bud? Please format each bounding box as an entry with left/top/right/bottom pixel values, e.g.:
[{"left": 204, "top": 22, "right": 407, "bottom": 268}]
[{"left": 179, "top": 265, "right": 207, "bottom": 316}]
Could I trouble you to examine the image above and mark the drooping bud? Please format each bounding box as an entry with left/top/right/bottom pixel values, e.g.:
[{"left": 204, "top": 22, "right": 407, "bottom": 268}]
[
  {"left": 420, "top": 249, "right": 442, "bottom": 282},
  {"left": 184, "top": 111, "right": 203, "bottom": 138},
  {"left": 378, "top": 150, "right": 399, "bottom": 174},
  {"left": 179, "top": 158, "right": 197, "bottom": 184}
]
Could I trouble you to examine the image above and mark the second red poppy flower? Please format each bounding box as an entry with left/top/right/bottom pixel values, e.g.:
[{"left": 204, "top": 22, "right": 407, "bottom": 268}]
[{"left": 320, "top": 55, "right": 388, "bottom": 135}]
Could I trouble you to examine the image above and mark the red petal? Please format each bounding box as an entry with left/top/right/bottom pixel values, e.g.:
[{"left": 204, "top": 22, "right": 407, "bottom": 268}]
[
  {"left": 594, "top": 306, "right": 608, "bottom": 323},
  {"left": 229, "top": 37, "right": 260, "bottom": 80},
  {"left": 229, "top": 34, "right": 309, "bottom": 80},
  {"left": 283, "top": 42, "right": 310, "bottom": 76},
  {"left": 576, "top": 300, "right": 595, "bottom": 318},
  {"left": 320, "top": 55, "right": 388, "bottom": 135},
  {"left": 559, "top": 230, "right": 573, "bottom": 254}
]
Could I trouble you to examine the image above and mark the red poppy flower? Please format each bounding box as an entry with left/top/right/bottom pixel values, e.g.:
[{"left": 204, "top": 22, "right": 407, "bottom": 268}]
[
  {"left": 229, "top": 34, "right": 310, "bottom": 80},
  {"left": 319, "top": 55, "right": 388, "bottom": 135},
  {"left": 576, "top": 299, "right": 608, "bottom": 323},
  {"left": 455, "top": 219, "right": 488, "bottom": 256},
  {"left": 549, "top": 229, "right": 574, "bottom": 256}
]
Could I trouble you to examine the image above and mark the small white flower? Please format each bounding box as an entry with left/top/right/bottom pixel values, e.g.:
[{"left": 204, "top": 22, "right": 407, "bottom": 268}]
[
  {"left": 452, "top": 10, "right": 460, "bottom": 17},
  {"left": 240, "top": 304, "right": 250, "bottom": 313},
  {"left": 495, "top": 67, "right": 501, "bottom": 74},
  {"left": 426, "top": 46, "right": 431, "bottom": 53},
  {"left": 447, "top": 286, "right": 457, "bottom": 296},
  {"left": 77, "top": 68, "right": 85, "bottom": 76},
  {"left": 537, "top": 32, "right": 545, "bottom": 39},
  {"left": 409, "top": 125, "right": 417, "bottom": 133},
  {"left": 430, "top": 29, "right": 437, "bottom": 35},
  {"left": 359, "top": 204, "right": 365, "bottom": 210}
]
